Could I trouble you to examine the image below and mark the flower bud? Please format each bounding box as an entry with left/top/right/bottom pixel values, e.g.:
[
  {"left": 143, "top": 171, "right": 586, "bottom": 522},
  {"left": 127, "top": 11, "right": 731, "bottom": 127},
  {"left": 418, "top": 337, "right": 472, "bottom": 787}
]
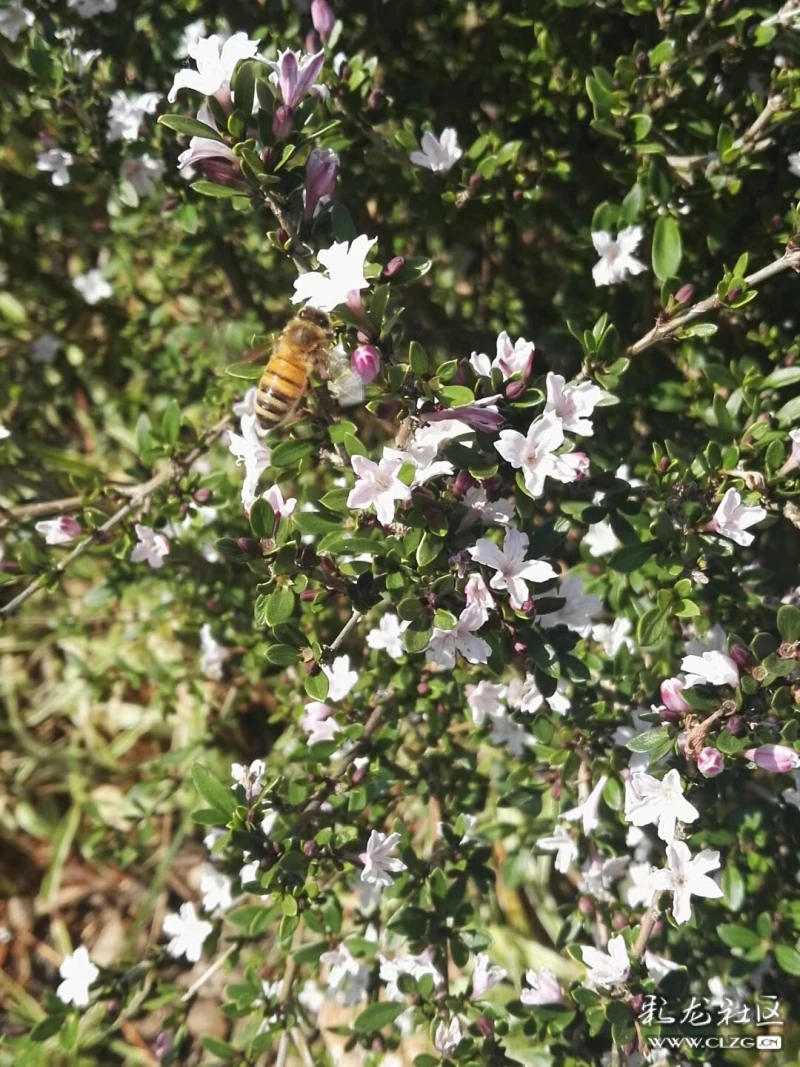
[
  {"left": 200, "top": 158, "right": 245, "bottom": 189},
  {"left": 660, "top": 677, "right": 690, "bottom": 712},
  {"left": 352, "top": 767, "right": 366, "bottom": 785},
  {"left": 512, "top": 188, "right": 523, "bottom": 203},
  {"left": 729, "top": 643, "right": 753, "bottom": 668},
  {"left": 476, "top": 1016, "right": 494, "bottom": 1037},
  {"left": 375, "top": 399, "right": 400, "bottom": 421},
  {"left": 725, "top": 714, "right": 744, "bottom": 735},
  {"left": 726, "top": 285, "right": 742, "bottom": 304},
  {"left": 658, "top": 706, "right": 681, "bottom": 726},
  {"left": 311, "top": 0, "right": 335, "bottom": 42},
  {"left": 162, "top": 197, "right": 180, "bottom": 212},
  {"left": 275, "top": 227, "right": 290, "bottom": 248},
  {"left": 260, "top": 145, "right": 276, "bottom": 170},
  {"left": 304, "top": 31, "right": 320, "bottom": 54},
  {"left": 367, "top": 88, "right": 386, "bottom": 112},
  {"left": 154, "top": 1031, "right": 174, "bottom": 1060},
  {"left": 452, "top": 470, "right": 475, "bottom": 498},
  {"left": 469, "top": 173, "right": 483, "bottom": 191},
  {"left": 675, "top": 283, "right": 694, "bottom": 305},
  {"left": 0, "top": 560, "right": 20, "bottom": 574},
  {"left": 578, "top": 896, "right": 594, "bottom": 916},
  {"left": 304, "top": 146, "right": 340, "bottom": 220},
  {"left": 272, "top": 105, "right": 294, "bottom": 140},
  {"left": 236, "top": 537, "right": 262, "bottom": 556},
  {"left": 417, "top": 682, "right": 429, "bottom": 696},
  {"left": 744, "top": 744, "right": 800, "bottom": 773},
  {"left": 697, "top": 746, "right": 724, "bottom": 777},
  {"left": 505, "top": 379, "right": 528, "bottom": 402},
  {"left": 635, "top": 51, "right": 649, "bottom": 72},
  {"left": 351, "top": 344, "right": 382, "bottom": 384},
  {"left": 612, "top": 912, "right": 628, "bottom": 931},
  {"left": 382, "top": 255, "right": 405, "bottom": 280},
  {"left": 302, "top": 840, "right": 318, "bottom": 858},
  {"left": 631, "top": 993, "right": 645, "bottom": 1014},
  {"left": 519, "top": 599, "right": 534, "bottom": 615},
  {"left": 193, "top": 488, "right": 212, "bottom": 504}
]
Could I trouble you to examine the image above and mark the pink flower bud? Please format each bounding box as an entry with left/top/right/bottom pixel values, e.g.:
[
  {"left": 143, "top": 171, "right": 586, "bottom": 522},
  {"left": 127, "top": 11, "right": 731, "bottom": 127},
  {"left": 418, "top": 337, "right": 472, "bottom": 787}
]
[
  {"left": 367, "top": 89, "right": 386, "bottom": 112},
  {"left": 469, "top": 173, "right": 483, "bottom": 191},
  {"left": 476, "top": 1016, "right": 494, "bottom": 1037},
  {"left": 383, "top": 255, "right": 405, "bottom": 279},
  {"left": 304, "top": 31, "right": 320, "bottom": 53},
  {"left": 729, "top": 643, "right": 753, "bottom": 668},
  {"left": 725, "top": 714, "right": 744, "bottom": 735},
  {"left": 352, "top": 767, "right": 366, "bottom": 785},
  {"left": 578, "top": 896, "right": 594, "bottom": 916},
  {"left": 452, "top": 470, "right": 475, "bottom": 498},
  {"left": 351, "top": 344, "right": 381, "bottom": 384},
  {"left": 236, "top": 537, "right": 262, "bottom": 556},
  {"left": 505, "top": 379, "right": 527, "bottom": 401},
  {"left": 311, "top": 0, "right": 335, "bottom": 42},
  {"left": 199, "top": 158, "right": 245, "bottom": 189},
  {"left": 697, "top": 747, "right": 724, "bottom": 777},
  {"left": 272, "top": 105, "right": 294, "bottom": 140},
  {"left": 675, "top": 283, "right": 695, "bottom": 305},
  {"left": 660, "top": 677, "right": 690, "bottom": 712},
  {"left": 658, "top": 706, "right": 681, "bottom": 726},
  {"left": 744, "top": 744, "right": 800, "bottom": 773},
  {"left": 304, "top": 147, "right": 340, "bottom": 220},
  {"left": 193, "top": 488, "right": 212, "bottom": 504}
]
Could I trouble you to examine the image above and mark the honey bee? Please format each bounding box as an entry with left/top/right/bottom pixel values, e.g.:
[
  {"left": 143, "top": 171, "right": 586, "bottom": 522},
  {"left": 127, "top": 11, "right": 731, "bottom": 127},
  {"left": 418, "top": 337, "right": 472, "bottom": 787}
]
[{"left": 254, "top": 308, "right": 363, "bottom": 430}]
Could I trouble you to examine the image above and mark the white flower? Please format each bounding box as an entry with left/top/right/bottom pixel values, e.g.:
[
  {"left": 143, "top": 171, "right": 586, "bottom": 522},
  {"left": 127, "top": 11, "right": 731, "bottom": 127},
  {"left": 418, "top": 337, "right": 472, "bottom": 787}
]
[
  {"left": 107, "top": 90, "right": 160, "bottom": 143},
  {"left": 579, "top": 855, "right": 629, "bottom": 901},
  {"left": 426, "top": 604, "right": 490, "bottom": 669},
  {"left": 649, "top": 840, "right": 723, "bottom": 925},
  {"left": 494, "top": 412, "right": 565, "bottom": 498},
  {"left": 31, "top": 333, "right": 61, "bottom": 363},
  {"left": 470, "top": 953, "right": 506, "bottom": 1000},
  {"left": 200, "top": 865, "right": 233, "bottom": 913},
  {"left": 320, "top": 945, "right": 370, "bottom": 1005},
  {"left": 592, "top": 617, "right": 634, "bottom": 657},
  {"left": 468, "top": 527, "right": 557, "bottom": 610},
  {"left": 434, "top": 1016, "right": 464, "bottom": 1055},
  {"left": 56, "top": 947, "right": 99, "bottom": 1009},
  {"left": 509, "top": 673, "right": 570, "bottom": 715},
  {"left": 199, "top": 624, "right": 229, "bottom": 681},
  {"left": 538, "top": 573, "right": 603, "bottom": 638},
  {"left": 74, "top": 48, "right": 102, "bottom": 74},
  {"left": 463, "top": 486, "right": 514, "bottom": 525},
  {"left": 261, "top": 809, "right": 277, "bottom": 836},
  {"left": 410, "top": 128, "right": 462, "bottom": 173},
  {"left": 582, "top": 934, "right": 630, "bottom": 989},
  {"left": 73, "top": 268, "right": 112, "bottom": 304},
  {"left": 36, "top": 148, "right": 74, "bottom": 187},
  {"left": 121, "top": 154, "right": 165, "bottom": 196},
  {"left": 466, "top": 680, "right": 507, "bottom": 726},
  {"left": 305, "top": 715, "right": 341, "bottom": 745},
  {"left": 380, "top": 950, "right": 443, "bottom": 1000},
  {"left": 292, "top": 235, "right": 377, "bottom": 312},
  {"left": 624, "top": 768, "right": 699, "bottom": 844},
  {"left": 680, "top": 650, "right": 739, "bottom": 689},
  {"left": 347, "top": 452, "right": 411, "bottom": 526},
  {"left": 227, "top": 414, "right": 272, "bottom": 509},
  {"left": 645, "top": 951, "right": 680, "bottom": 984},
  {"left": 233, "top": 386, "right": 258, "bottom": 419},
  {"left": 583, "top": 519, "right": 621, "bottom": 558},
  {"left": 130, "top": 524, "right": 169, "bottom": 569},
  {"left": 0, "top": 2, "right": 33, "bottom": 41},
  {"left": 162, "top": 902, "right": 212, "bottom": 962},
  {"left": 544, "top": 373, "right": 604, "bottom": 436},
  {"left": 168, "top": 32, "right": 261, "bottom": 104},
  {"left": 203, "top": 828, "right": 225, "bottom": 852},
  {"left": 536, "top": 824, "right": 578, "bottom": 873},
  {"left": 591, "top": 226, "right": 647, "bottom": 286},
  {"left": 562, "top": 775, "right": 609, "bottom": 835},
  {"left": 323, "top": 654, "right": 358, "bottom": 701},
  {"left": 239, "top": 856, "right": 260, "bottom": 884},
  {"left": 231, "top": 759, "right": 265, "bottom": 802},
  {"left": 790, "top": 152, "right": 800, "bottom": 180},
  {"left": 177, "top": 18, "right": 206, "bottom": 57},
  {"left": 35, "top": 515, "right": 81, "bottom": 545},
  {"left": 710, "top": 487, "right": 767, "bottom": 547},
  {"left": 360, "top": 830, "right": 406, "bottom": 887},
  {"left": 367, "top": 614, "right": 408, "bottom": 659},
  {"left": 625, "top": 862, "right": 655, "bottom": 908},
  {"left": 470, "top": 330, "right": 535, "bottom": 380},
  {"left": 521, "top": 968, "right": 564, "bottom": 1006},
  {"left": 68, "top": 0, "right": 116, "bottom": 15},
  {"left": 464, "top": 572, "right": 495, "bottom": 624},
  {"left": 489, "top": 713, "right": 533, "bottom": 756},
  {"left": 297, "top": 978, "right": 325, "bottom": 1014}
]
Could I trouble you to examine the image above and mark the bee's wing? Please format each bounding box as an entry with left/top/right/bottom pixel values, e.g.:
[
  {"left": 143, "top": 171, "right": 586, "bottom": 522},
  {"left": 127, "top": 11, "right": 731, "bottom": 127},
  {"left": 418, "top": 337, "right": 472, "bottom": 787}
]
[{"left": 326, "top": 347, "right": 365, "bottom": 408}]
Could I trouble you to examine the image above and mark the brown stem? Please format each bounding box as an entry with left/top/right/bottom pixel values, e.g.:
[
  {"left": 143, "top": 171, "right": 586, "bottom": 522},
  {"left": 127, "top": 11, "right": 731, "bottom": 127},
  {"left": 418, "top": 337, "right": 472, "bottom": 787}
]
[{"left": 630, "top": 892, "right": 662, "bottom": 962}]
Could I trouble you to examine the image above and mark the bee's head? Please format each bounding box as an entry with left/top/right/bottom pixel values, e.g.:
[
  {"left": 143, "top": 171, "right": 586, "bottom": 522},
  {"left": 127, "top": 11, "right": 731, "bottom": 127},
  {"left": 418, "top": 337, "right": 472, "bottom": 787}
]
[{"left": 298, "top": 307, "right": 333, "bottom": 336}]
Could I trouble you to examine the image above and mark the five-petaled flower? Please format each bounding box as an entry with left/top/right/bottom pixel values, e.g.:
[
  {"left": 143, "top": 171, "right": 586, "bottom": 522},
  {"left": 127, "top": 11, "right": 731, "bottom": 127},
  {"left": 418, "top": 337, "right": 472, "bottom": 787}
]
[
  {"left": 292, "top": 235, "right": 377, "bottom": 312},
  {"left": 162, "top": 902, "right": 213, "bottom": 962},
  {"left": 591, "top": 226, "right": 647, "bottom": 286},
  {"left": 537, "top": 573, "right": 603, "bottom": 637},
  {"left": 107, "top": 90, "right": 161, "bottom": 143},
  {"left": 544, "top": 373, "right": 605, "bottom": 436},
  {"left": 347, "top": 451, "right": 411, "bottom": 526},
  {"left": 470, "top": 330, "right": 535, "bottom": 381},
  {"left": 130, "top": 524, "right": 170, "bottom": 569},
  {"left": 521, "top": 968, "right": 565, "bottom": 1006},
  {"left": 323, "top": 654, "right": 358, "bottom": 701},
  {"left": 494, "top": 412, "right": 580, "bottom": 498},
  {"left": 582, "top": 934, "right": 630, "bottom": 988},
  {"left": 56, "top": 946, "right": 99, "bottom": 1008},
  {"left": 680, "top": 650, "right": 739, "bottom": 689},
  {"left": 231, "top": 758, "right": 265, "bottom": 801},
  {"left": 360, "top": 830, "right": 407, "bottom": 887},
  {"left": 535, "top": 824, "right": 578, "bottom": 873},
  {"left": 468, "top": 527, "right": 557, "bottom": 610},
  {"left": 410, "top": 128, "right": 462, "bottom": 173},
  {"left": 709, "top": 487, "right": 767, "bottom": 547},
  {"left": 649, "top": 840, "right": 723, "bottom": 925},
  {"left": 562, "top": 774, "right": 609, "bottom": 835},
  {"left": 227, "top": 414, "right": 272, "bottom": 510},
  {"left": 268, "top": 48, "right": 327, "bottom": 110},
  {"left": 35, "top": 516, "right": 81, "bottom": 545},
  {"left": 169, "top": 32, "right": 262, "bottom": 104},
  {"left": 73, "top": 268, "right": 113, "bottom": 304},
  {"left": 36, "top": 148, "right": 74, "bottom": 187},
  {"left": 426, "top": 604, "right": 490, "bottom": 669},
  {"left": 367, "top": 614, "right": 408, "bottom": 659},
  {"left": 624, "top": 768, "right": 699, "bottom": 844},
  {"left": 471, "top": 953, "right": 507, "bottom": 1000}
]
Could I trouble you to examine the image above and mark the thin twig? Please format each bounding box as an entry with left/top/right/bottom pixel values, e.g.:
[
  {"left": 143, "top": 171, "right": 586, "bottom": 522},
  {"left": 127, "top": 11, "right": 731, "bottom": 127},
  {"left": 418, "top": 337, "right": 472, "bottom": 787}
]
[
  {"left": 263, "top": 192, "right": 314, "bottom": 275},
  {"left": 0, "top": 414, "right": 232, "bottom": 619},
  {"left": 326, "top": 609, "right": 363, "bottom": 655},
  {"left": 664, "top": 94, "right": 785, "bottom": 175},
  {"left": 631, "top": 892, "right": 662, "bottom": 961},
  {"left": 180, "top": 943, "right": 238, "bottom": 1003},
  {"left": 626, "top": 247, "right": 800, "bottom": 359}
]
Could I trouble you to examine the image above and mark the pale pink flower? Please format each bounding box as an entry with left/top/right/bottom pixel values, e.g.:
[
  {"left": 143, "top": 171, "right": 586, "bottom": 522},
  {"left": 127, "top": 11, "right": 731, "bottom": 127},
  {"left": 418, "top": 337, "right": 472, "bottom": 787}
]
[
  {"left": 268, "top": 49, "right": 326, "bottom": 109},
  {"left": 681, "top": 650, "right": 739, "bottom": 689},
  {"left": 592, "top": 226, "right": 646, "bottom": 287},
  {"left": 660, "top": 677, "right": 690, "bottom": 712},
  {"left": 744, "top": 744, "right": 800, "bottom": 773},
  {"left": 488, "top": 713, "right": 533, "bottom": 756},
  {"left": 258, "top": 484, "right": 297, "bottom": 520},
  {"left": 300, "top": 702, "right": 333, "bottom": 731},
  {"left": 360, "top": 830, "right": 406, "bottom": 887},
  {"left": 494, "top": 412, "right": 566, "bottom": 497},
  {"left": 470, "top": 953, "right": 506, "bottom": 1000},
  {"left": 410, "top": 128, "right": 462, "bottom": 173},
  {"left": 464, "top": 572, "right": 495, "bottom": 623},
  {"left": 130, "top": 524, "right": 170, "bottom": 569},
  {"left": 520, "top": 968, "right": 564, "bottom": 1006},
  {"left": 466, "top": 680, "right": 507, "bottom": 726},
  {"left": 467, "top": 527, "right": 557, "bottom": 609},
  {"left": 304, "top": 147, "right": 339, "bottom": 220},
  {"left": 230, "top": 759, "right": 265, "bottom": 801},
  {"left": 538, "top": 573, "right": 603, "bottom": 638},
  {"left": 649, "top": 840, "right": 722, "bottom": 925},
  {"left": 544, "top": 373, "right": 604, "bottom": 436},
  {"left": 426, "top": 604, "right": 490, "bottom": 669},
  {"left": 709, "top": 487, "right": 767, "bottom": 547},
  {"left": 35, "top": 515, "right": 81, "bottom": 545},
  {"left": 434, "top": 1016, "right": 464, "bottom": 1055},
  {"left": 581, "top": 935, "right": 630, "bottom": 988},
  {"left": 470, "top": 330, "right": 535, "bottom": 380},
  {"left": 697, "top": 747, "right": 724, "bottom": 777}
]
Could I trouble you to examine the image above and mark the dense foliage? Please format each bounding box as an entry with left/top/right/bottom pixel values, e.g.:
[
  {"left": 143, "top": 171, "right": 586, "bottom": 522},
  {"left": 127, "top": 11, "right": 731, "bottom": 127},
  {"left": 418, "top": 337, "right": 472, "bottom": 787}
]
[{"left": 2, "top": 1, "right": 800, "bottom": 1065}]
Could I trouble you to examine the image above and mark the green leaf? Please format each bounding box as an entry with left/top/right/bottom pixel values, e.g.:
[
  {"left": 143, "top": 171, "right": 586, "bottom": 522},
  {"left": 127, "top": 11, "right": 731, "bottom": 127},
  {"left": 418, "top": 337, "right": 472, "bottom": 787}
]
[
  {"left": 353, "top": 1001, "right": 406, "bottom": 1033},
  {"left": 305, "top": 670, "right": 330, "bottom": 701},
  {"left": 762, "top": 366, "right": 800, "bottom": 389},
  {"left": 776, "top": 394, "right": 800, "bottom": 427},
  {"left": 190, "top": 180, "right": 245, "bottom": 199},
  {"left": 652, "top": 215, "right": 682, "bottom": 281},
  {"left": 636, "top": 606, "right": 669, "bottom": 647},
  {"left": 200, "top": 1036, "right": 238, "bottom": 1060},
  {"left": 160, "top": 400, "right": 180, "bottom": 445},
  {"left": 31, "top": 1017, "right": 64, "bottom": 1042},
  {"left": 626, "top": 726, "right": 673, "bottom": 755},
  {"left": 225, "top": 361, "right": 264, "bottom": 380},
  {"left": 775, "top": 944, "right": 800, "bottom": 976},
  {"left": 263, "top": 644, "right": 300, "bottom": 666},
  {"left": 264, "top": 587, "right": 296, "bottom": 626},
  {"left": 270, "top": 440, "right": 315, "bottom": 467},
  {"left": 250, "top": 498, "right": 276, "bottom": 539},
  {"left": 607, "top": 540, "right": 657, "bottom": 573},
  {"left": 158, "top": 114, "right": 224, "bottom": 142},
  {"left": 293, "top": 512, "right": 341, "bottom": 536},
  {"left": 192, "top": 764, "right": 236, "bottom": 819},
  {"left": 408, "top": 341, "right": 429, "bottom": 375},
  {"left": 721, "top": 866, "right": 745, "bottom": 912},
  {"left": 331, "top": 203, "right": 357, "bottom": 243},
  {"left": 777, "top": 605, "right": 800, "bottom": 643}
]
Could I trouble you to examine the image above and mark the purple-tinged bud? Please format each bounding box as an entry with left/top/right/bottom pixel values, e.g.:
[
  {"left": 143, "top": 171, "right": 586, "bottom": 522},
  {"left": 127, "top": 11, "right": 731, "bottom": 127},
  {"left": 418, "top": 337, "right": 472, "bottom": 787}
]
[
  {"left": 729, "top": 644, "right": 753, "bottom": 668},
  {"left": 659, "top": 706, "right": 681, "bottom": 726},
  {"left": 179, "top": 502, "right": 189, "bottom": 517},
  {"left": 338, "top": 63, "right": 351, "bottom": 82},
  {"left": 660, "top": 677, "right": 690, "bottom": 713},
  {"left": 383, "top": 255, "right": 406, "bottom": 280},
  {"left": 375, "top": 400, "right": 400, "bottom": 421},
  {"left": 675, "top": 283, "right": 694, "bottom": 306},
  {"left": 578, "top": 896, "right": 594, "bottom": 916},
  {"left": 476, "top": 1016, "right": 494, "bottom": 1038},
  {"left": 303, "top": 840, "right": 319, "bottom": 858},
  {"left": 351, "top": 344, "right": 382, "bottom": 384},
  {"left": 651, "top": 919, "right": 664, "bottom": 937},
  {"left": 200, "top": 158, "right": 246, "bottom": 189},
  {"left": 519, "top": 599, "right": 534, "bottom": 615},
  {"left": 352, "top": 767, "right": 366, "bottom": 785},
  {"left": 512, "top": 189, "right": 523, "bottom": 203},
  {"left": 260, "top": 145, "right": 276, "bottom": 171},
  {"left": 744, "top": 744, "right": 800, "bottom": 773},
  {"left": 469, "top": 173, "right": 483, "bottom": 191},
  {"left": 304, "top": 146, "right": 340, "bottom": 220},
  {"left": 417, "top": 682, "right": 429, "bottom": 696},
  {"left": 452, "top": 470, "right": 475, "bottom": 498},
  {"left": 0, "top": 561, "right": 20, "bottom": 574},
  {"left": 697, "top": 747, "right": 724, "bottom": 777},
  {"left": 726, "top": 285, "right": 742, "bottom": 304},
  {"left": 300, "top": 590, "right": 319, "bottom": 602},
  {"left": 162, "top": 197, "right": 180, "bottom": 212},
  {"left": 275, "top": 227, "right": 290, "bottom": 248},
  {"left": 635, "top": 51, "right": 649, "bottom": 72},
  {"left": 105, "top": 999, "right": 120, "bottom": 1016},
  {"left": 298, "top": 545, "right": 318, "bottom": 568},
  {"left": 367, "top": 88, "right": 386, "bottom": 112},
  {"left": 272, "top": 105, "right": 294, "bottom": 140},
  {"left": 345, "top": 289, "right": 368, "bottom": 321},
  {"left": 658, "top": 455, "right": 669, "bottom": 472},
  {"left": 612, "top": 912, "right": 628, "bottom": 931},
  {"left": 236, "top": 537, "right": 262, "bottom": 556},
  {"left": 426, "top": 404, "right": 504, "bottom": 433},
  {"left": 505, "top": 379, "right": 527, "bottom": 401},
  {"left": 454, "top": 360, "right": 469, "bottom": 385},
  {"left": 154, "top": 1031, "right": 174, "bottom": 1060},
  {"left": 725, "top": 714, "right": 744, "bottom": 735},
  {"left": 513, "top": 639, "right": 527, "bottom": 654},
  {"left": 304, "top": 31, "right": 320, "bottom": 54},
  {"left": 193, "top": 488, "right": 212, "bottom": 504},
  {"left": 311, "top": 0, "right": 335, "bottom": 42}
]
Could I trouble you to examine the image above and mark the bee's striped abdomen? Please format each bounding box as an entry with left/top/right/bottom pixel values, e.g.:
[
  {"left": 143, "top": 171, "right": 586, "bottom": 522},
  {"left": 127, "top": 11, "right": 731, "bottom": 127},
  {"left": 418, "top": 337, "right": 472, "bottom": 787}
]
[{"left": 255, "top": 354, "right": 309, "bottom": 428}]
